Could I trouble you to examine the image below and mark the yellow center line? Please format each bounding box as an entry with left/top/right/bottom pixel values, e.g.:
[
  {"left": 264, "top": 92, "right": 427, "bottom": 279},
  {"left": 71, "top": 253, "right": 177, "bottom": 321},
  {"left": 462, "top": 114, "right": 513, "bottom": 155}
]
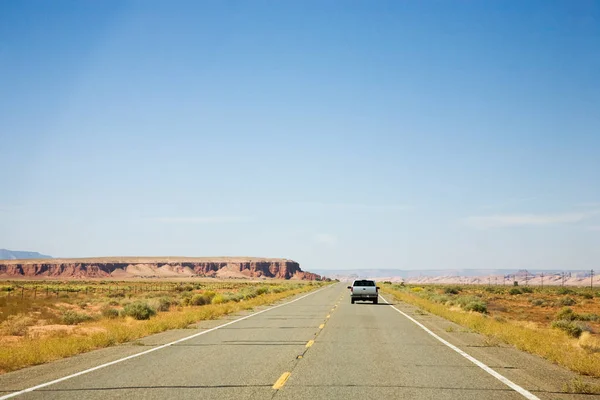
[
  {"left": 326, "top": 314, "right": 331, "bottom": 318},
  {"left": 306, "top": 340, "right": 315, "bottom": 348},
  {"left": 272, "top": 372, "right": 291, "bottom": 389},
  {"left": 319, "top": 323, "right": 325, "bottom": 329}
]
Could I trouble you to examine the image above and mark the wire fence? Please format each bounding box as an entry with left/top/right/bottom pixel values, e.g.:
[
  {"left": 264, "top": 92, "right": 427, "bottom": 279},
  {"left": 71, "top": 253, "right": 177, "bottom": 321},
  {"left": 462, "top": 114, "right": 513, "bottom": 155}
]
[{"left": 0, "top": 281, "right": 286, "bottom": 301}]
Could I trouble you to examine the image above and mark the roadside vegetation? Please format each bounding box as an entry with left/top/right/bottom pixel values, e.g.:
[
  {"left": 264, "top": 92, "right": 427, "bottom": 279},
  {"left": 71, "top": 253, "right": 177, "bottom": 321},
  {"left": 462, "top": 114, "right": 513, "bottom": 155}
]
[
  {"left": 382, "top": 283, "right": 600, "bottom": 378},
  {"left": 0, "top": 280, "right": 326, "bottom": 373}
]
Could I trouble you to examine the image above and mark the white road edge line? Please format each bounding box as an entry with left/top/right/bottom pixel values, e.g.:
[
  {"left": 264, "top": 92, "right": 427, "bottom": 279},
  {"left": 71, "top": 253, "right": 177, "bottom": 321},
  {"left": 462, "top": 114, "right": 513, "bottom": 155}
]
[
  {"left": 379, "top": 294, "right": 541, "bottom": 400},
  {"left": 0, "top": 285, "right": 331, "bottom": 400}
]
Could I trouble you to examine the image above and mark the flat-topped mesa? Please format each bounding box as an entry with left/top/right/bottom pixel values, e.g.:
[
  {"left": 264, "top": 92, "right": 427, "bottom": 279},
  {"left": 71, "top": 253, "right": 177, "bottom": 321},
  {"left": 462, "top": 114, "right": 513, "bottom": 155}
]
[{"left": 0, "top": 257, "right": 321, "bottom": 280}]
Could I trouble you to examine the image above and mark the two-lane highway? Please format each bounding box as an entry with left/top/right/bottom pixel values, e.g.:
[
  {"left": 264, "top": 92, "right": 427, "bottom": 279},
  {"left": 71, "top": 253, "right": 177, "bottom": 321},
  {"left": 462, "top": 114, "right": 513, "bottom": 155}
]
[{"left": 0, "top": 283, "right": 572, "bottom": 399}]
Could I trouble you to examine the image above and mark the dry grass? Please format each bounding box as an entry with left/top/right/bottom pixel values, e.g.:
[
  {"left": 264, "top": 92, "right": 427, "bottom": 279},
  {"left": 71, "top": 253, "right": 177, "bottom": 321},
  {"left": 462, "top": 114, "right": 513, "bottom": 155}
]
[
  {"left": 579, "top": 332, "right": 600, "bottom": 353},
  {"left": 562, "top": 378, "right": 600, "bottom": 394},
  {"left": 0, "top": 314, "right": 35, "bottom": 336},
  {"left": 383, "top": 285, "right": 600, "bottom": 377},
  {"left": 0, "top": 281, "right": 325, "bottom": 373}
]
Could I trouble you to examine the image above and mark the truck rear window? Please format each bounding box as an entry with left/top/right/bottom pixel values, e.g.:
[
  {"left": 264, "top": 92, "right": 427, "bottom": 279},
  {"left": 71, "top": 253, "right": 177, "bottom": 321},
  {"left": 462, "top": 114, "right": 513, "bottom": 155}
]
[{"left": 353, "top": 280, "right": 375, "bottom": 286}]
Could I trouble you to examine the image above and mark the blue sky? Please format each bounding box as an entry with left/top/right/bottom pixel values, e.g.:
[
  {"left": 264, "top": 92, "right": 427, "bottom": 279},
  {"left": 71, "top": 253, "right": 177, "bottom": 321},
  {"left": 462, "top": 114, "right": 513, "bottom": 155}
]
[{"left": 1, "top": 1, "right": 599, "bottom": 271}]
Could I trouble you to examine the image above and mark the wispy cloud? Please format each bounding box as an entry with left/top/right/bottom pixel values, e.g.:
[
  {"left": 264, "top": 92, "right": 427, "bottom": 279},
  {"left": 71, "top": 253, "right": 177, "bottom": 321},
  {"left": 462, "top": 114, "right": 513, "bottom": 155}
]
[
  {"left": 0, "top": 204, "right": 18, "bottom": 213},
  {"left": 577, "top": 202, "right": 600, "bottom": 208},
  {"left": 588, "top": 226, "right": 600, "bottom": 231},
  {"left": 314, "top": 233, "right": 338, "bottom": 245},
  {"left": 293, "top": 202, "right": 411, "bottom": 212},
  {"left": 478, "top": 197, "right": 536, "bottom": 210},
  {"left": 152, "top": 216, "right": 253, "bottom": 224},
  {"left": 465, "top": 211, "right": 599, "bottom": 229}
]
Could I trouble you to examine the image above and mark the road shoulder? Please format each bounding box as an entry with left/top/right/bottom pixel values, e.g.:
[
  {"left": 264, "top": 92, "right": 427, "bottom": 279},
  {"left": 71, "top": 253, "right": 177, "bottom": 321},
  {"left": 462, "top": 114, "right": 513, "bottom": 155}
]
[{"left": 379, "top": 292, "right": 600, "bottom": 400}]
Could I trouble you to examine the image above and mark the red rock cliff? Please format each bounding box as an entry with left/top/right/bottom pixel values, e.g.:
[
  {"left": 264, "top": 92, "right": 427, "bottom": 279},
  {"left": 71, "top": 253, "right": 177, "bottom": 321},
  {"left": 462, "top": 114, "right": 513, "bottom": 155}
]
[{"left": 0, "top": 257, "right": 321, "bottom": 280}]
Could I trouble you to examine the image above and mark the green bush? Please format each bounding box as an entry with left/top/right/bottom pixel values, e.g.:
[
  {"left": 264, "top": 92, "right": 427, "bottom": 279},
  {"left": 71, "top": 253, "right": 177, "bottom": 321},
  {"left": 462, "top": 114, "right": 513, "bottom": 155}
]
[
  {"left": 530, "top": 299, "right": 546, "bottom": 306},
  {"left": 155, "top": 297, "right": 172, "bottom": 312},
  {"left": 455, "top": 295, "right": 482, "bottom": 308},
  {"left": 575, "top": 321, "right": 594, "bottom": 334},
  {"left": 509, "top": 288, "right": 522, "bottom": 295},
  {"left": 464, "top": 301, "right": 488, "bottom": 313},
  {"left": 101, "top": 307, "right": 120, "bottom": 319},
  {"left": 444, "top": 287, "right": 461, "bottom": 295},
  {"left": 577, "top": 313, "right": 600, "bottom": 322},
  {"left": 582, "top": 292, "right": 594, "bottom": 300},
  {"left": 176, "top": 284, "right": 194, "bottom": 292},
  {"left": 62, "top": 310, "right": 93, "bottom": 325},
  {"left": 557, "top": 287, "right": 574, "bottom": 295},
  {"left": 240, "top": 289, "right": 260, "bottom": 300},
  {"left": 123, "top": 302, "right": 156, "bottom": 320},
  {"left": 555, "top": 307, "right": 576, "bottom": 321},
  {"left": 558, "top": 297, "right": 577, "bottom": 306},
  {"left": 551, "top": 320, "right": 583, "bottom": 338},
  {"left": 521, "top": 287, "right": 533, "bottom": 294},
  {"left": 190, "top": 294, "right": 212, "bottom": 306},
  {"left": 256, "top": 286, "right": 270, "bottom": 295},
  {"left": 229, "top": 293, "right": 245, "bottom": 302}
]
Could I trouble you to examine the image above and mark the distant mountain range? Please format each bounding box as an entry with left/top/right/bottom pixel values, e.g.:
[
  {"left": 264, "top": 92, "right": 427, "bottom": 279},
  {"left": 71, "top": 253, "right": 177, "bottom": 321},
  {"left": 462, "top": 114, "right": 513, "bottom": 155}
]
[
  {"left": 0, "top": 249, "right": 52, "bottom": 260},
  {"left": 314, "top": 268, "right": 594, "bottom": 280}
]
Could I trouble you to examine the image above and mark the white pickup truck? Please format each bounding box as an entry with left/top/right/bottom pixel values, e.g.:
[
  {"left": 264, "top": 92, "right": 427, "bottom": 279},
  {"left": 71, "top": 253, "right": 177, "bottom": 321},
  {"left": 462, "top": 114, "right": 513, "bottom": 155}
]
[{"left": 348, "top": 280, "right": 380, "bottom": 304}]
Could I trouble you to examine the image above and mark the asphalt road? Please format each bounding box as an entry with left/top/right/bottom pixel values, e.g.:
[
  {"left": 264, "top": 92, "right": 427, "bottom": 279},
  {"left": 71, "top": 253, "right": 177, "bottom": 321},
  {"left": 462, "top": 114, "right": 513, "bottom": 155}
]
[{"left": 0, "top": 283, "right": 596, "bottom": 399}]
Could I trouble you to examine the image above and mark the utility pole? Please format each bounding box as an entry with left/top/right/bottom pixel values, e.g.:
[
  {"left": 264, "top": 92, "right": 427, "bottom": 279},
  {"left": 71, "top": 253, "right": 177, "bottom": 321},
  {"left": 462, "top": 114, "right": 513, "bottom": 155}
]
[
  {"left": 592, "top": 269, "right": 594, "bottom": 290},
  {"left": 541, "top": 272, "right": 544, "bottom": 289},
  {"left": 525, "top": 271, "right": 529, "bottom": 286}
]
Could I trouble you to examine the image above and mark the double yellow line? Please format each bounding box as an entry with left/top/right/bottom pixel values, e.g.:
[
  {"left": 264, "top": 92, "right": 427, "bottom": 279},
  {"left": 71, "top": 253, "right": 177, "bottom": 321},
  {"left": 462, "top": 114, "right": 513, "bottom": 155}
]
[
  {"left": 272, "top": 372, "right": 291, "bottom": 389},
  {"left": 272, "top": 290, "right": 344, "bottom": 390}
]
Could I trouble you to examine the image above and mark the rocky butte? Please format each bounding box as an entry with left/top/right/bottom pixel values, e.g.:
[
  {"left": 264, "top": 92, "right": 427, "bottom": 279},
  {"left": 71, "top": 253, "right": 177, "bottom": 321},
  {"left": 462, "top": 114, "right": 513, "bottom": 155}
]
[{"left": 0, "top": 257, "right": 321, "bottom": 280}]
